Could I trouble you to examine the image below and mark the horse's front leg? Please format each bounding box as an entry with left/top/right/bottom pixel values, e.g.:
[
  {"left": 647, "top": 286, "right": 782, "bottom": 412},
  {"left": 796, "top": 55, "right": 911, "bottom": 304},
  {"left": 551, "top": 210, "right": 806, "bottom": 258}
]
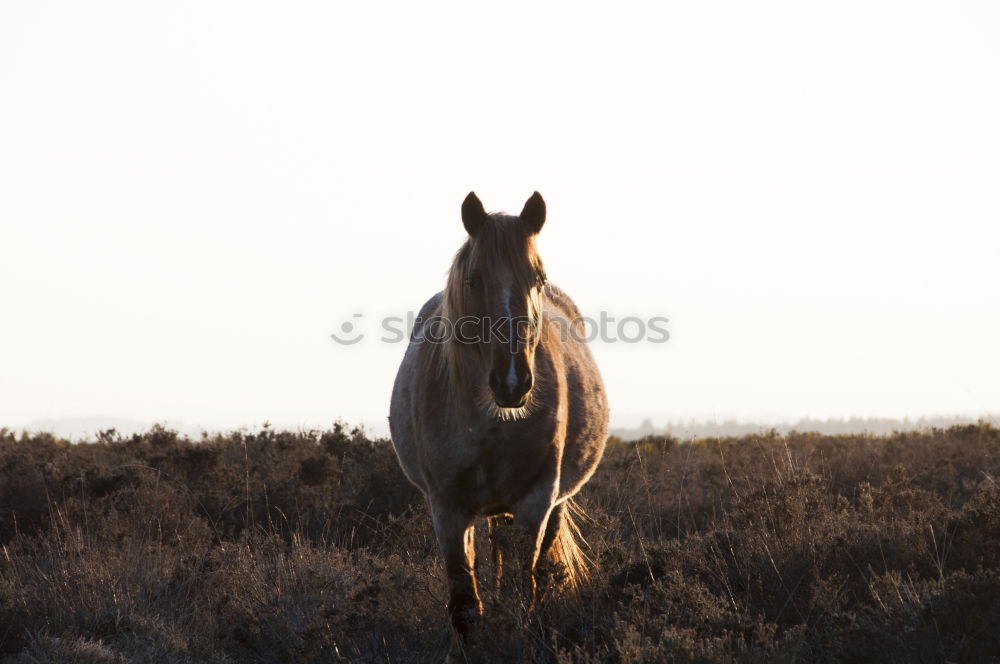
[{"left": 430, "top": 499, "right": 481, "bottom": 637}]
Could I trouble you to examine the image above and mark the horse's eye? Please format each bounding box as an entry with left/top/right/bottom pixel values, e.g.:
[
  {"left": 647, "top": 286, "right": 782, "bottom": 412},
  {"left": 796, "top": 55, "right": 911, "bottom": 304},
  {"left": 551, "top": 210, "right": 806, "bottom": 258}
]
[{"left": 465, "top": 277, "right": 477, "bottom": 289}]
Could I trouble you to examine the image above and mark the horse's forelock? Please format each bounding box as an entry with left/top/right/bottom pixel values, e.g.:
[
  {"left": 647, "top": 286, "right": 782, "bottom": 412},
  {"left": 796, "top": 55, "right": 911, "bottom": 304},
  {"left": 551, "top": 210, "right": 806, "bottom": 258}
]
[{"left": 444, "top": 214, "right": 543, "bottom": 319}]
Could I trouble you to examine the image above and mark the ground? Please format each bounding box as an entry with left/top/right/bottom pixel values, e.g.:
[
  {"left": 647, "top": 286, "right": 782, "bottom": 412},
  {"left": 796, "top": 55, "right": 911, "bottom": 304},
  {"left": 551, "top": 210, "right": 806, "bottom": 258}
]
[{"left": 1, "top": 422, "right": 998, "bottom": 662}]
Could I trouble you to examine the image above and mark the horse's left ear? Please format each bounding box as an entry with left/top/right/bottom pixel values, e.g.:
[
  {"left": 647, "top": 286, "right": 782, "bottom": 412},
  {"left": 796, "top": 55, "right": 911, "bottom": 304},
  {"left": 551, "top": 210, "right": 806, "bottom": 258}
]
[
  {"left": 462, "top": 191, "right": 488, "bottom": 237},
  {"left": 520, "top": 191, "right": 546, "bottom": 234}
]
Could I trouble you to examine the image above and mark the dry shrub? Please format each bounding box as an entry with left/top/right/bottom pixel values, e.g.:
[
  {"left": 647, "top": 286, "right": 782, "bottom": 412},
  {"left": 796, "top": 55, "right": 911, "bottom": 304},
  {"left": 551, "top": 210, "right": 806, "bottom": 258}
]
[{"left": 1, "top": 423, "right": 999, "bottom": 662}]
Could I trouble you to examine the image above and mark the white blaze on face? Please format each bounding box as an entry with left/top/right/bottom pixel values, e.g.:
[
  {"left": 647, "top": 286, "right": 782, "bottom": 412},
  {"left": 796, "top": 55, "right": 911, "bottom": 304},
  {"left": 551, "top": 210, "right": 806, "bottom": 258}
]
[{"left": 501, "top": 282, "right": 518, "bottom": 392}]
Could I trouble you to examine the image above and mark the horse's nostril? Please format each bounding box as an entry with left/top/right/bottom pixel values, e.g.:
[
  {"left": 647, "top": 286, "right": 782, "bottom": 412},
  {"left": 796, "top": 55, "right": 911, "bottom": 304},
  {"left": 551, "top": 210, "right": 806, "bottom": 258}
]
[
  {"left": 521, "top": 372, "right": 533, "bottom": 393},
  {"left": 489, "top": 371, "right": 501, "bottom": 393}
]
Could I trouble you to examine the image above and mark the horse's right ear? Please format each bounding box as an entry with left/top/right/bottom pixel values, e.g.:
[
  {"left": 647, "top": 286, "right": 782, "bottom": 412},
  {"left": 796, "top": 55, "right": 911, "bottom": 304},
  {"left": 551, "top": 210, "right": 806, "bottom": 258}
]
[
  {"left": 461, "top": 191, "right": 487, "bottom": 237},
  {"left": 520, "top": 191, "right": 546, "bottom": 235}
]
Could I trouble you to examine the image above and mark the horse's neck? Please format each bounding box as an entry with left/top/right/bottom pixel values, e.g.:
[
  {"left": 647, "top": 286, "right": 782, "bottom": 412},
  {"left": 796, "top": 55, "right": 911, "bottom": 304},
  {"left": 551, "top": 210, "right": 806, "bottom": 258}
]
[
  {"left": 434, "top": 342, "right": 490, "bottom": 422},
  {"left": 442, "top": 346, "right": 476, "bottom": 396}
]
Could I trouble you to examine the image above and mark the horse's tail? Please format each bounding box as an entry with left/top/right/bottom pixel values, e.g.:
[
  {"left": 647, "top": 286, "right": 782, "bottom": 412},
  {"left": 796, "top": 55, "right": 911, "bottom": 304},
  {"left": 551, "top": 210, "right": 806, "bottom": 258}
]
[{"left": 549, "top": 497, "right": 590, "bottom": 588}]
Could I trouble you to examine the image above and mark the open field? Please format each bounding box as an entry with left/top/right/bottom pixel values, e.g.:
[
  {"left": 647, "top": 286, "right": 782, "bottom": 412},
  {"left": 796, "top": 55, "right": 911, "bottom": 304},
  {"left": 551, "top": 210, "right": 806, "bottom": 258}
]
[{"left": 1, "top": 423, "right": 998, "bottom": 663}]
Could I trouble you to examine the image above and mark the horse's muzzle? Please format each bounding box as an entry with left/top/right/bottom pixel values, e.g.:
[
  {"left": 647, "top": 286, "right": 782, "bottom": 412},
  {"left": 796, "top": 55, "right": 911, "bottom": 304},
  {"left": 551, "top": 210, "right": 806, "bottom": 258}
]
[{"left": 489, "top": 369, "right": 533, "bottom": 408}]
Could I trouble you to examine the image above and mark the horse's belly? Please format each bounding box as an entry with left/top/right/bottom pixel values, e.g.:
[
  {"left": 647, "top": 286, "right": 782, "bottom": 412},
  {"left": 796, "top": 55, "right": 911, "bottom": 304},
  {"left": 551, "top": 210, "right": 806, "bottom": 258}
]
[
  {"left": 433, "top": 434, "right": 555, "bottom": 514},
  {"left": 475, "top": 502, "right": 514, "bottom": 518}
]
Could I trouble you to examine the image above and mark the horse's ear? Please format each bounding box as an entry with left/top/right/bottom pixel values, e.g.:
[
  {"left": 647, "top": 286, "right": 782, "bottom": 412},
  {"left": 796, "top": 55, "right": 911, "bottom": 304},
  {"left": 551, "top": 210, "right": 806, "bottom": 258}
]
[
  {"left": 461, "top": 192, "right": 487, "bottom": 237},
  {"left": 520, "top": 191, "right": 546, "bottom": 234}
]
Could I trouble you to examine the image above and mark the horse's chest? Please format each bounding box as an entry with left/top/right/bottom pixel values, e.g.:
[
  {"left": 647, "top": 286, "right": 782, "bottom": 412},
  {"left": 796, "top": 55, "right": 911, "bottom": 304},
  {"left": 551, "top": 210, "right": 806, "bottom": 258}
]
[{"left": 431, "top": 429, "right": 553, "bottom": 511}]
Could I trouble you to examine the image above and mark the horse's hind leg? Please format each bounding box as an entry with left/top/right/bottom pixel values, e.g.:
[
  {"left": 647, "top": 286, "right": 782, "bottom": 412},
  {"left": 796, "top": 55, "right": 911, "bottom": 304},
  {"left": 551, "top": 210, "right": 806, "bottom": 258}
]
[
  {"left": 430, "top": 500, "right": 481, "bottom": 638},
  {"left": 487, "top": 514, "right": 512, "bottom": 592},
  {"left": 538, "top": 500, "right": 564, "bottom": 561},
  {"left": 533, "top": 500, "right": 573, "bottom": 599},
  {"left": 510, "top": 496, "right": 558, "bottom": 610}
]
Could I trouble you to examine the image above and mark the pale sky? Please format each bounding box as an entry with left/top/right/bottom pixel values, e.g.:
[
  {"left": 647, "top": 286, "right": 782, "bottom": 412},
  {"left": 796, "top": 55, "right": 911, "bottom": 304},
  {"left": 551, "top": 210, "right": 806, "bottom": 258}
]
[{"left": 2, "top": 1, "right": 999, "bottom": 436}]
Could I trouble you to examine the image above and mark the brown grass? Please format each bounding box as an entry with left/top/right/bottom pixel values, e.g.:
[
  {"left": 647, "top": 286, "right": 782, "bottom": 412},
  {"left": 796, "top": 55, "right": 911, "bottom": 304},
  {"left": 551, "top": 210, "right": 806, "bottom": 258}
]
[{"left": 1, "top": 422, "right": 999, "bottom": 662}]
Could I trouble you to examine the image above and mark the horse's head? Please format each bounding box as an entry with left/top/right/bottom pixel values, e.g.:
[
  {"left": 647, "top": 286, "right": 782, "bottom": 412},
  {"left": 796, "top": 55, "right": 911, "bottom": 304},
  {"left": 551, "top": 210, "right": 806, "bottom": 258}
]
[{"left": 444, "top": 191, "right": 548, "bottom": 413}]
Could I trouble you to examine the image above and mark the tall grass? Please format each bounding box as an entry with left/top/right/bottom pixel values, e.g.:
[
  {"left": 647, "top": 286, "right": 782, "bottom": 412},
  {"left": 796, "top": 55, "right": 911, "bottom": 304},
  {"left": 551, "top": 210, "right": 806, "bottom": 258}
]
[{"left": 1, "top": 422, "right": 998, "bottom": 662}]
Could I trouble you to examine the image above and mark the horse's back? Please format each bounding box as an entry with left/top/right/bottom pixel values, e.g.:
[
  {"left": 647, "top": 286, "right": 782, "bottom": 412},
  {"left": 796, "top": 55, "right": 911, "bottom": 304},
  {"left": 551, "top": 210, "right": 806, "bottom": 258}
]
[{"left": 542, "top": 282, "right": 585, "bottom": 327}]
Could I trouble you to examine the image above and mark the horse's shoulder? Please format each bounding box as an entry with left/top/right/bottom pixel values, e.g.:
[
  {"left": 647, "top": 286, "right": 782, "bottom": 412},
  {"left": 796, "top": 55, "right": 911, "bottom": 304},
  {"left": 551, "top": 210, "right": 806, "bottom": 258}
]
[{"left": 411, "top": 291, "right": 444, "bottom": 341}]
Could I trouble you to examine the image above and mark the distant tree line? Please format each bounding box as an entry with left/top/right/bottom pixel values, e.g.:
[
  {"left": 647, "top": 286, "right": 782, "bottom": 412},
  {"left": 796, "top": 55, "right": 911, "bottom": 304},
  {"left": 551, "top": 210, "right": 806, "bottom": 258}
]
[{"left": 611, "top": 413, "right": 1000, "bottom": 440}]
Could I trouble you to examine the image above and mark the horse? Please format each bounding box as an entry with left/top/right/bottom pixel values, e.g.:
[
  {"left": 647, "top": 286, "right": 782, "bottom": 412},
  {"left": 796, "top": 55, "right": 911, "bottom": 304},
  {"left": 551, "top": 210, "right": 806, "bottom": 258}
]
[{"left": 388, "top": 191, "right": 609, "bottom": 649}]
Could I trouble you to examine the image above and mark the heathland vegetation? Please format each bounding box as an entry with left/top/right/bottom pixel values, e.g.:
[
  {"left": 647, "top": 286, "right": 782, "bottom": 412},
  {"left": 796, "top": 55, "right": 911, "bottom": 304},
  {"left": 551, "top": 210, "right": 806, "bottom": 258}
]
[{"left": 1, "top": 422, "right": 998, "bottom": 662}]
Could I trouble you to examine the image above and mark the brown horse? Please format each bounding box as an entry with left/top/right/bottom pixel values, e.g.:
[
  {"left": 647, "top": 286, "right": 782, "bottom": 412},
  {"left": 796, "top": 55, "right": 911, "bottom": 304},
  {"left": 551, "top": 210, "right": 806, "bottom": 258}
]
[{"left": 388, "top": 191, "right": 609, "bottom": 646}]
